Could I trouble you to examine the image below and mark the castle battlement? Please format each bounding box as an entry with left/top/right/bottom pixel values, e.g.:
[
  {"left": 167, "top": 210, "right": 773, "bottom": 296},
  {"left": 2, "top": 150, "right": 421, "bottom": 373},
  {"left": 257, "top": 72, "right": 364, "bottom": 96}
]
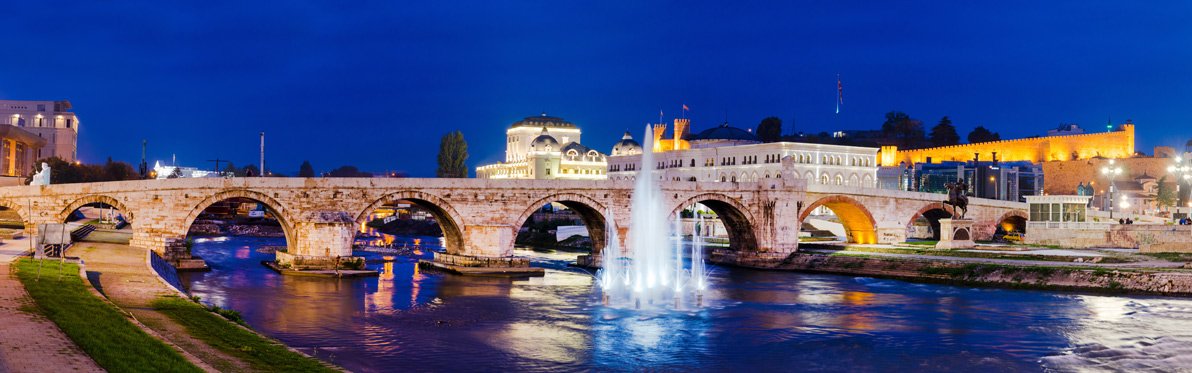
[{"left": 879, "top": 124, "right": 1134, "bottom": 166}]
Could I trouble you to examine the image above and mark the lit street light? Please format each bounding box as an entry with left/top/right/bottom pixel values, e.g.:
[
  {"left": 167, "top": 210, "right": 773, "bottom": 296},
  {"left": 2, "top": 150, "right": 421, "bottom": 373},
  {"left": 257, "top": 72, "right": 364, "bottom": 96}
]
[
  {"left": 1168, "top": 156, "right": 1191, "bottom": 221},
  {"left": 1102, "top": 159, "right": 1123, "bottom": 219}
]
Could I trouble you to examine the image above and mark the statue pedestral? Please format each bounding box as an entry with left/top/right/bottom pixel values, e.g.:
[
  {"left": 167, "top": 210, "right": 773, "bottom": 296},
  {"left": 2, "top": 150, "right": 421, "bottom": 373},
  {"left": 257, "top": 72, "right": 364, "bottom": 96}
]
[{"left": 935, "top": 218, "right": 975, "bottom": 250}]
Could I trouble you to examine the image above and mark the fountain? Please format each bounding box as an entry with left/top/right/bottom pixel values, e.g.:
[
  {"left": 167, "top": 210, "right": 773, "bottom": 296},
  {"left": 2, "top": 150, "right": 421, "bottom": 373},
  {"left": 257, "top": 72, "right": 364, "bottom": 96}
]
[{"left": 597, "top": 124, "right": 711, "bottom": 309}]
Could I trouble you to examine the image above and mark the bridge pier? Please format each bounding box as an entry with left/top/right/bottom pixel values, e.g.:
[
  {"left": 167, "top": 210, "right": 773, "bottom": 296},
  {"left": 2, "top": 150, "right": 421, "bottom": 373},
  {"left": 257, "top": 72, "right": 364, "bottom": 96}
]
[
  {"left": 876, "top": 224, "right": 906, "bottom": 244},
  {"left": 419, "top": 224, "right": 543, "bottom": 276},
  {"left": 274, "top": 210, "right": 365, "bottom": 271}
]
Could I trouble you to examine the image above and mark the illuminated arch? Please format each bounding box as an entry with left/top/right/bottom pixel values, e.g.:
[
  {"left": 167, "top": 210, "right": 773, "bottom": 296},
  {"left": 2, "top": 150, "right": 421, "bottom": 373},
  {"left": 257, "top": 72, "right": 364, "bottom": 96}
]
[
  {"left": 670, "top": 193, "right": 759, "bottom": 253},
  {"left": 996, "top": 210, "right": 1029, "bottom": 233},
  {"left": 799, "top": 195, "right": 877, "bottom": 244},
  {"left": 356, "top": 190, "right": 467, "bottom": 254},
  {"left": 512, "top": 193, "right": 610, "bottom": 257}
]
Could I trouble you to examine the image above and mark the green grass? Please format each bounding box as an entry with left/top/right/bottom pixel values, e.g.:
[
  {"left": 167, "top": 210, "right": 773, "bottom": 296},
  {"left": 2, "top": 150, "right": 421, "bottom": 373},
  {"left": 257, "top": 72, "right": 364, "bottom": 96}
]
[
  {"left": 13, "top": 258, "right": 202, "bottom": 373},
  {"left": 1140, "top": 252, "right": 1192, "bottom": 262},
  {"left": 151, "top": 297, "right": 339, "bottom": 373}
]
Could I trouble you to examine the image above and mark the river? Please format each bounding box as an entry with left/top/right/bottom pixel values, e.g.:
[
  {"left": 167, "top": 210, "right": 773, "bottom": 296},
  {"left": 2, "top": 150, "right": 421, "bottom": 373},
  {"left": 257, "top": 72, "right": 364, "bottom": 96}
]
[{"left": 179, "top": 235, "right": 1192, "bottom": 372}]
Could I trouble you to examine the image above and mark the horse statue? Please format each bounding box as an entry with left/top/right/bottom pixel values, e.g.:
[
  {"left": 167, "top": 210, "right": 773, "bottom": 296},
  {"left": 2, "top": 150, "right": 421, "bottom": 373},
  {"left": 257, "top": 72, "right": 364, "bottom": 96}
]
[{"left": 942, "top": 178, "right": 973, "bottom": 220}]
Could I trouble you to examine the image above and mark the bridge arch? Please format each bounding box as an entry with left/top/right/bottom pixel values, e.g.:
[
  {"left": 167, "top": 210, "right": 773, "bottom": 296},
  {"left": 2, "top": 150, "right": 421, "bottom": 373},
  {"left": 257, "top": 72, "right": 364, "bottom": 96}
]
[
  {"left": 670, "top": 193, "right": 759, "bottom": 253},
  {"left": 995, "top": 210, "right": 1028, "bottom": 234},
  {"left": 182, "top": 189, "right": 297, "bottom": 249},
  {"left": 905, "top": 203, "right": 953, "bottom": 240},
  {"left": 355, "top": 190, "right": 466, "bottom": 254},
  {"left": 512, "top": 193, "right": 610, "bottom": 257},
  {"left": 0, "top": 198, "right": 31, "bottom": 232},
  {"left": 799, "top": 195, "right": 877, "bottom": 244},
  {"left": 57, "top": 195, "right": 136, "bottom": 225}
]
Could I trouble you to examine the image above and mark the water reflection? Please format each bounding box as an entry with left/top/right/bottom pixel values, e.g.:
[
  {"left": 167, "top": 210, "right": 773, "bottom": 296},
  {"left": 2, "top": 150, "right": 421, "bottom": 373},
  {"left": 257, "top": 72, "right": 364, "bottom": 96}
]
[{"left": 180, "top": 235, "right": 1192, "bottom": 372}]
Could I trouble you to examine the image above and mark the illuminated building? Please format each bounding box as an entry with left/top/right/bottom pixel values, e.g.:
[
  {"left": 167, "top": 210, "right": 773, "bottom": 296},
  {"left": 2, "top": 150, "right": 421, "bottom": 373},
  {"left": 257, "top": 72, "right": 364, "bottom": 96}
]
[
  {"left": 476, "top": 113, "right": 608, "bottom": 179},
  {"left": 608, "top": 121, "right": 879, "bottom": 186},
  {"left": 884, "top": 160, "right": 1043, "bottom": 202},
  {"left": 0, "top": 100, "right": 79, "bottom": 162}
]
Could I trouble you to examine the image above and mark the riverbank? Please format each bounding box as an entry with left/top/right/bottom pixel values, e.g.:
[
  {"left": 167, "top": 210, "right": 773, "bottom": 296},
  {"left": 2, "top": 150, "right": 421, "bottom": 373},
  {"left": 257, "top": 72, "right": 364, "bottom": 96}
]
[
  {"left": 763, "top": 252, "right": 1192, "bottom": 296},
  {"left": 72, "top": 243, "right": 341, "bottom": 372}
]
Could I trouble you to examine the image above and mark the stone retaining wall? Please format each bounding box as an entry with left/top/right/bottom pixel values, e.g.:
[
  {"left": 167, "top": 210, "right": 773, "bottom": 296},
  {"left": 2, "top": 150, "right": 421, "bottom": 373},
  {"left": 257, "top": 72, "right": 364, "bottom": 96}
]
[
  {"left": 774, "top": 253, "right": 1192, "bottom": 296},
  {"left": 432, "top": 252, "right": 530, "bottom": 268}
]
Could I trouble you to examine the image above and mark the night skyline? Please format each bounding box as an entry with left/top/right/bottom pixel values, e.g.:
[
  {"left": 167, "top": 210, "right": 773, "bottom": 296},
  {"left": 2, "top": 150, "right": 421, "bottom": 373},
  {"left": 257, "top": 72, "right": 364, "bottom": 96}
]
[{"left": 2, "top": 2, "right": 1190, "bottom": 176}]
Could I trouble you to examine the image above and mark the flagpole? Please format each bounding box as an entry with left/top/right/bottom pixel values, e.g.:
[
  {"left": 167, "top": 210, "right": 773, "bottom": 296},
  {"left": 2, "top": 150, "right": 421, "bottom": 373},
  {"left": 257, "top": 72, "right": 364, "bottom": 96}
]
[{"left": 835, "top": 74, "right": 841, "bottom": 134}]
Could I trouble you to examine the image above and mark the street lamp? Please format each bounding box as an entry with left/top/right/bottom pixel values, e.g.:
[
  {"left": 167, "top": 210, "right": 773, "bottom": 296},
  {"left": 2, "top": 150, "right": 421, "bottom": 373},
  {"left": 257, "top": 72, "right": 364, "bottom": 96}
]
[
  {"left": 1102, "top": 160, "right": 1123, "bottom": 219},
  {"left": 1169, "top": 156, "right": 1191, "bottom": 216}
]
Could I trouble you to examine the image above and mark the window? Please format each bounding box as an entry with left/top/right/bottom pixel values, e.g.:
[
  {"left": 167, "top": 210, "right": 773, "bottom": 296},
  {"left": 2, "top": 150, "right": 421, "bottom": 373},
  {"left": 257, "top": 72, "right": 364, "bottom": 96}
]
[
  {"left": 37, "top": 104, "right": 45, "bottom": 112},
  {"left": 66, "top": 119, "right": 73, "bottom": 128}
]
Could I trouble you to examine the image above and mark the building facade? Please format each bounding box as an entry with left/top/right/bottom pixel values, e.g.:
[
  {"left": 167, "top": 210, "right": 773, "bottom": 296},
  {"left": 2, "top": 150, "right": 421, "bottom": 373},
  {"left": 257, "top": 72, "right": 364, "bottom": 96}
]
[
  {"left": 0, "top": 100, "right": 79, "bottom": 162},
  {"left": 880, "top": 160, "right": 1044, "bottom": 202},
  {"left": 475, "top": 113, "right": 608, "bottom": 180},
  {"left": 608, "top": 123, "right": 879, "bottom": 186}
]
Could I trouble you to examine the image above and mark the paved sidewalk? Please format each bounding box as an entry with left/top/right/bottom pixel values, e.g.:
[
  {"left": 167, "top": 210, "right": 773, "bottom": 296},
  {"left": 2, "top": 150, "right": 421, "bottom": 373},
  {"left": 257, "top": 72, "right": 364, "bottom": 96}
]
[{"left": 0, "top": 238, "right": 102, "bottom": 373}]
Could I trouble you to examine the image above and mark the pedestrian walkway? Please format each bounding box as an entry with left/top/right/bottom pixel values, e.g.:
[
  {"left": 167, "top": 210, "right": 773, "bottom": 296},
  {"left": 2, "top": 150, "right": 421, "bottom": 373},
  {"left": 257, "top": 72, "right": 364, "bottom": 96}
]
[
  {"left": 72, "top": 243, "right": 249, "bottom": 372},
  {"left": 0, "top": 237, "right": 102, "bottom": 373}
]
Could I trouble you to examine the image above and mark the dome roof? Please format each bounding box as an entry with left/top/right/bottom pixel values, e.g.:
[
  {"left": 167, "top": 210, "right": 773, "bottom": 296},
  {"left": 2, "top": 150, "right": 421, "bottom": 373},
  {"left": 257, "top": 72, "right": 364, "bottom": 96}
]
[
  {"left": 530, "top": 127, "right": 559, "bottom": 151},
  {"left": 612, "top": 131, "right": 642, "bottom": 155},
  {"left": 689, "top": 124, "right": 760, "bottom": 142},
  {"left": 510, "top": 112, "right": 578, "bottom": 130},
  {"left": 1186, "top": 138, "right": 1192, "bottom": 147}
]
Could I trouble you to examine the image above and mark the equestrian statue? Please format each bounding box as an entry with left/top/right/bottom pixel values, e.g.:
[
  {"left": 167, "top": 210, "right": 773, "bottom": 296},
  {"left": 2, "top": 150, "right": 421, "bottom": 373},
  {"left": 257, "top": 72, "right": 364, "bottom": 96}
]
[{"left": 942, "top": 178, "right": 973, "bottom": 220}]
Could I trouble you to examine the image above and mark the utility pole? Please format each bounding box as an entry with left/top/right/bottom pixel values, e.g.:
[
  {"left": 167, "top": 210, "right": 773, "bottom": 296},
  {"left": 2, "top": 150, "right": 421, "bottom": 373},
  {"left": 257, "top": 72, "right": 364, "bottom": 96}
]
[
  {"left": 207, "top": 158, "right": 225, "bottom": 175},
  {"left": 260, "top": 132, "right": 265, "bottom": 177},
  {"left": 139, "top": 140, "right": 148, "bottom": 179}
]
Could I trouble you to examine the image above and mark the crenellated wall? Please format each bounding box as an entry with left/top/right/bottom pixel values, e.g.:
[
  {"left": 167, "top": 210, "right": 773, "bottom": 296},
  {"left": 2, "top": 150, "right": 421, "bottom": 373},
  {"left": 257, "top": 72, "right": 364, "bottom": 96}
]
[{"left": 881, "top": 125, "right": 1135, "bottom": 166}]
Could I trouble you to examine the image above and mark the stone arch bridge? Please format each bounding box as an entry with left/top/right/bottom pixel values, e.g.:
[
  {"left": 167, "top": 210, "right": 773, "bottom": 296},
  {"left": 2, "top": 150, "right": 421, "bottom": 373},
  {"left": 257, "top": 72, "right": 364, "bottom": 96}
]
[{"left": 0, "top": 176, "right": 1026, "bottom": 268}]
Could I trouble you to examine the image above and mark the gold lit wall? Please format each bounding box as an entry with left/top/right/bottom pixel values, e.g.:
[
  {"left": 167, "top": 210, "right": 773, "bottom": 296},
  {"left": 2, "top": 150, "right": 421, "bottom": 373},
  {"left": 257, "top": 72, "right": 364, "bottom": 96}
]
[{"left": 880, "top": 125, "right": 1135, "bottom": 166}]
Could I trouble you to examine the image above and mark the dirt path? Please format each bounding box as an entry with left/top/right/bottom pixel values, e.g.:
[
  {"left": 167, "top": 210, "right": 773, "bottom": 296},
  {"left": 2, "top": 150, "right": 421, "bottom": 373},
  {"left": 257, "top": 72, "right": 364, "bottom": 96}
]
[
  {"left": 0, "top": 241, "right": 102, "bottom": 373},
  {"left": 73, "top": 243, "right": 257, "bottom": 373}
]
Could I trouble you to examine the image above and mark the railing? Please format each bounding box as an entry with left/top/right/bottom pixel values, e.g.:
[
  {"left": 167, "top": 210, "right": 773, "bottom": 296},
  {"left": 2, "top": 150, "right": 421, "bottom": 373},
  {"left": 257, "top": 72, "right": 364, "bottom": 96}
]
[
  {"left": 150, "top": 250, "right": 186, "bottom": 294},
  {"left": 1027, "top": 221, "right": 1112, "bottom": 230}
]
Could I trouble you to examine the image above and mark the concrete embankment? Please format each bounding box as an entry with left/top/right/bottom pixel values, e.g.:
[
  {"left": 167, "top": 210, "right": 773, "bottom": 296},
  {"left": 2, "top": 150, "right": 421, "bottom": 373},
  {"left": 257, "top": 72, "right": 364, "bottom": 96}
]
[{"left": 768, "top": 253, "right": 1192, "bottom": 296}]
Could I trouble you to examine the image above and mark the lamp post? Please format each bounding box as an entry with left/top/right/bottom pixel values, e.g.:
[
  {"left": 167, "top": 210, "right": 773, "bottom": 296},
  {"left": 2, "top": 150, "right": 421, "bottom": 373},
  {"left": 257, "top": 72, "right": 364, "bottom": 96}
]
[
  {"left": 1169, "top": 156, "right": 1191, "bottom": 215},
  {"left": 1102, "top": 160, "right": 1123, "bottom": 219}
]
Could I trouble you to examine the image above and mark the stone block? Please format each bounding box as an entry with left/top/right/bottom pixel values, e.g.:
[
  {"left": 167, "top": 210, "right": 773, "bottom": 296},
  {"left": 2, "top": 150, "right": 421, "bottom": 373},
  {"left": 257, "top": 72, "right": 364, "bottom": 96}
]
[{"left": 935, "top": 219, "right": 975, "bottom": 250}]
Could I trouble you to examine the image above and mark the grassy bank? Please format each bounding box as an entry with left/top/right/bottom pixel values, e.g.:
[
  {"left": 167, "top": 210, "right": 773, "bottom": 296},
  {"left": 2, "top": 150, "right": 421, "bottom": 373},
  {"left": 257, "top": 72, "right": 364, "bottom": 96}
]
[
  {"left": 13, "top": 258, "right": 202, "bottom": 373},
  {"left": 151, "top": 297, "right": 339, "bottom": 373},
  {"left": 808, "top": 244, "right": 1133, "bottom": 263}
]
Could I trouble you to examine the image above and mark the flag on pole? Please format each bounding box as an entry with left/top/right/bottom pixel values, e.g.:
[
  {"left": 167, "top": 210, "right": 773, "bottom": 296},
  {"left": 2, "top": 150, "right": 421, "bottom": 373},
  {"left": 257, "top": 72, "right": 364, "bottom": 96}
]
[
  {"left": 836, "top": 74, "right": 842, "bottom": 114},
  {"left": 683, "top": 104, "right": 689, "bottom": 111}
]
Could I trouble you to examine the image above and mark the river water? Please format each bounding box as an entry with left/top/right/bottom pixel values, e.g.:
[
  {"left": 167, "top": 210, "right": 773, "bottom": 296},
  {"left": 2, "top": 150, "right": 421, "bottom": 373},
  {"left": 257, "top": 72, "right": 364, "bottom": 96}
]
[{"left": 179, "top": 236, "right": 1192, "bottom": 372}]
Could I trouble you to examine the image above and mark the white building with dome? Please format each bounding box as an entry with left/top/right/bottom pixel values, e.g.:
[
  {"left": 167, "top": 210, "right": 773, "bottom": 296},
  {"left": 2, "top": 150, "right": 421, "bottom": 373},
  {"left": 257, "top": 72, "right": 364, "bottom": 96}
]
[
  {"left": 608, "top": 121, "right": 879, "bottom": 187},
  {"left": 475, "top": 113, "right": 609, "bottom": 179}
]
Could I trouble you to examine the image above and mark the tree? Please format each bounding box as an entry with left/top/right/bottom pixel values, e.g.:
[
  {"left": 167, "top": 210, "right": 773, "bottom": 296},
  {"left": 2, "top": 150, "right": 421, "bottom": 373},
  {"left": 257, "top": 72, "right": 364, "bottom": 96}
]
[
  {"left": 241, "top": 164, "right": 260, "bottom": 177},
  {"left": 328, "top": 165, "right": 371, "bottom": 178},
  {"left": 26, "top": 157, "right": 139, "bottom": 185},
  {"left": 968, "top": 126, "right": 1001, "bottom": 143},
  {"left": 222, "top": 161, "right": 239, "bottom": 177},
  {"left": 101, "top": 157, "right": 138, "bottom": 181},
  {"left": 298, "top": 161, "right": 315, "bottom": 177},
  {"left": 1157, "top": 176, "right": 1177, "bottom": 209},
  {"left": 436, "top": 131, "right": 469, "bottom": 178},
  {"left": 881, "top": 111, "right": 925, "bottom": 148},
  {"left": 755, "top": 117, "right": 782, "bottom": 143},
  {"left": 929, "top": 116, "right": 961, "bottom": 147}
]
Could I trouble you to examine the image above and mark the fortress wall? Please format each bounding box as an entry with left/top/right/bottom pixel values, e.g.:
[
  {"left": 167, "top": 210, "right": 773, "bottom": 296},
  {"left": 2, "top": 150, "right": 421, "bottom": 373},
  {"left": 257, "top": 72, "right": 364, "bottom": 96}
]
[
  {"left": 1041, "top": 157, "right": 1175, "bottom": 195},
  {"left": 882, "top": 125, "right": 1135, "bottom": 166}
]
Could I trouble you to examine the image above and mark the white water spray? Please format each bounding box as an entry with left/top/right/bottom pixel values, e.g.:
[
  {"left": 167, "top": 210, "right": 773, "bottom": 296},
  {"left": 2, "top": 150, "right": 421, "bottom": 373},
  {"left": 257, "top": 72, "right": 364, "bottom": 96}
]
[{"left": 595, "top": 124, "right": 710, "bottom": 309}]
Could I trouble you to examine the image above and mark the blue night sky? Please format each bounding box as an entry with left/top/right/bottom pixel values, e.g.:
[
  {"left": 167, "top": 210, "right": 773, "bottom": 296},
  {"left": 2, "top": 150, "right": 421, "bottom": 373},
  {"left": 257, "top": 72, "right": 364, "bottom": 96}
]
[{"left": 2, "top": 2, "right": 1190, "bottom": 176}]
